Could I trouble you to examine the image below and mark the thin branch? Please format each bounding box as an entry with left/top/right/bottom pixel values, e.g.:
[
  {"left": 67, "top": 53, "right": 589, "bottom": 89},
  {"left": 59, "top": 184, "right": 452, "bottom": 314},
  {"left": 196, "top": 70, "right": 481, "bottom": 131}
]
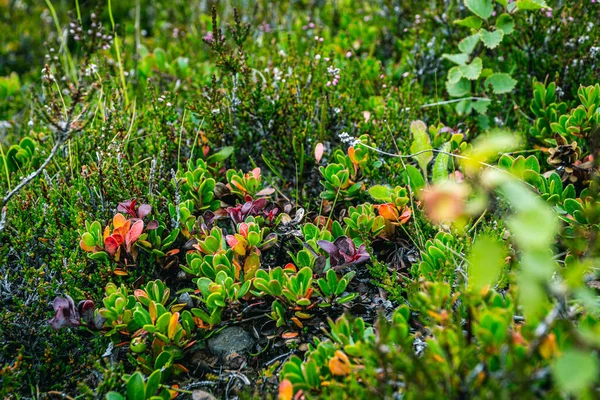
[
  {"left": 0, "top": 137, "right": 66, "bottom": 232},
  {"left": 0, "top": 86, "right": 86, "bottom": 233}
]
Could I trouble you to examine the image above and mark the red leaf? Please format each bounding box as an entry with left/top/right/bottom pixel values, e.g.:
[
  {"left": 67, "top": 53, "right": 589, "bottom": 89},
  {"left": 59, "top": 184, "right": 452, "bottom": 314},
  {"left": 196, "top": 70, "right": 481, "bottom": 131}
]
[
  {"left": 111, "top": 233, "right": 124, "bottom": 245},
  {"left": 104, "top": 236, "right": 120, "bottom": 256},
  {"left": 126, "top": 220, "right": 144, "bottom": 253}
]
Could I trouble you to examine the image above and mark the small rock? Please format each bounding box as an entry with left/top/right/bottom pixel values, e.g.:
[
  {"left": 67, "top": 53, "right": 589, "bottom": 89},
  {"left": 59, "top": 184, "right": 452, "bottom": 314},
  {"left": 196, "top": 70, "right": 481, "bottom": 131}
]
[
  {"left": 178, "top": 292, "right": 194, "bottom": 308},
  {"left": 208, "top": 326, "right": 254, "bottom": 361},
  {"left": 192, "top": 390, "right": 217, "bottom": 400}
]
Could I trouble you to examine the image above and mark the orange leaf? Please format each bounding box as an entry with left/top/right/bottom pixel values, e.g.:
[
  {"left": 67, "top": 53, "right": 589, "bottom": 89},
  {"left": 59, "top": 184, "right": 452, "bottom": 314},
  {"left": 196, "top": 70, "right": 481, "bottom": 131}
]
[
  {"left": 113, "top": 213, "right": 127, "bottom": 229},
  {"left": 113, "top": 268, "right": 129, "bottom": 276},
  {"left": 282, "top": 331, "right": 299, "bottom": 339},
  {"left": 114, "top": 220, "right": 131, "bottom": 238},
  {"left": 397, "top": 207, "right": 412, "bottom": 224},
  {"left": 291, "top": 318, "right": 303, "bottom": 329},
  {"left": 329, "top": 350, "right": 351, "bottom": 376},
  {"left": 378, "top": 203, "right": 399, "bottom": 221},
  {"left": 279, "top": 379, "right": 294, "bottom": 400},
  {"left": 348, "top": 147, "right": 357, "bottom": 165}
]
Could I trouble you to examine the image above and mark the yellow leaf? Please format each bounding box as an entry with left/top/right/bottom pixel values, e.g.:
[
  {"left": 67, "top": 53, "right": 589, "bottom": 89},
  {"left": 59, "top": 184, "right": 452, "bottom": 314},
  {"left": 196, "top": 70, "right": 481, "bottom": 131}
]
[
  {"left": 329, "top": 350, "right": 351, "bottom": 376},
  {"left": 539, "top": 333, "right": 559, "bottom": 359},
  {"left": 149, "top": 301, "right": 157, "bottom": 324},
  {"left": 168, "top": 312, "right": 179, "bottom": 340}
]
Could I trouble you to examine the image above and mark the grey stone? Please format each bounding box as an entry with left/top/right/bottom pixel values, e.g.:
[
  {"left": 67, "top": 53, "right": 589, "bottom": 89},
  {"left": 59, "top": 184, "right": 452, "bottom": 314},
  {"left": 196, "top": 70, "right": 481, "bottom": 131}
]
[
  {"left": 207, "top": 326, "right": 254, "bottom": 360},
  {"left": 192, "top": 390, "right": 217, "bottom": 400},
  {"left": 178, "top": 292, "right": 194, "bottom": 308}
]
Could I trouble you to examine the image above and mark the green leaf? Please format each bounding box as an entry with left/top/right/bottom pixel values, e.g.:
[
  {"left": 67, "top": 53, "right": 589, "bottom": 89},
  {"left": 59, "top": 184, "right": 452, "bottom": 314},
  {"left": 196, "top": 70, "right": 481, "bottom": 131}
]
[
  {"left": 479, "top": 29, "right": 504, "bottom": 49},
  {"left": 88, "top": 251, "right": 110, "bottom": 263},
  {"left": 207, "top": 146, "right": 234, "bottom": 163},
  {"left": 432, "top": 143, "right": 451, "bottom": 183},
  {"left": 409, "top": 120, "right": 433, "bottom": 176},
  {"left": 447, "top": 66, "right": 463, "bottom": 84},
  {"left": 404, "top": 165, "right": 426, "bottom": 195},
  {"left": 106, "top": 393, "right": 126, "bottom": 400},
  {"left": 472, "top": 99, "right": 492, "bottom": 114},
  {"left": 459, "top": 57, "right": 483, "bottom": 80},
  {"left": 458, "top": 34, "right": 480, "bottom": 55},
  {"left": 446, "top": 77, "right": 471, "bottom": 97},
  {"left": 81, "top": 232, "right": 96, "bottom": 247},
  {"left": 468, "top": 234, "right": 506, "bottom": 291},
  {"left": 496, "top": 14, "right": 515, "bottom": 35},
  {"left": 464, "top": 0, "right": 493, "bottom": 20},
  {"left": 564, "top": 198, "right": 584, "bottom": 216},
  {"left": 146, "top": 369, "right": 162, "bottom": 398},
  {"left": 484, "top": 73, "right": 517, "bottom": 94},
  {"left": 454, "top": 16, "right": 483, "bottom": 29},
  {"left": 516, "top": 0, "right": 548, "bottom": 10},
  {"left": 368, "top": 185, "right": 393, "bottom": 202},
  {"left": 126, "top": 372, "right": 146, "bottom": 400},
  {"left": 552, "top": 350, "right": 599, "bottom": 395},
  {"left": 442, "top": 53, "right": 469, "bottom": 66}
]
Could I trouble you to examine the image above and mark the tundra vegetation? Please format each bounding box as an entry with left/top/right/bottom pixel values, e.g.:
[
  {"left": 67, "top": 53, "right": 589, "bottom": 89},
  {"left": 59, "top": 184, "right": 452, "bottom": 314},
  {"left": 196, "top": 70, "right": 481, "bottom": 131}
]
[{"left": 1, "top": 0, "right": 600, "bottom": 399}]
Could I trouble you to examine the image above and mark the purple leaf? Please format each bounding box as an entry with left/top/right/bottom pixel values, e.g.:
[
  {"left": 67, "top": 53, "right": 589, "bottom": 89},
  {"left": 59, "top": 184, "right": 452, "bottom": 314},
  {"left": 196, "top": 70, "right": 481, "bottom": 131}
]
[
  {"left": 78, "top": 300, "right": 95, "bottom": 324},
  {"left": 317, "top": 240, "right": 338, "bottom": 255},
  {"left": 146, "top": 220, "right": 159, "bottom": 230},
  {"left": 138, "top": 204, "right": 152, "bottom": 219},
  {"left": 48, "top": 295, "right": 80, "bottom": 330}
]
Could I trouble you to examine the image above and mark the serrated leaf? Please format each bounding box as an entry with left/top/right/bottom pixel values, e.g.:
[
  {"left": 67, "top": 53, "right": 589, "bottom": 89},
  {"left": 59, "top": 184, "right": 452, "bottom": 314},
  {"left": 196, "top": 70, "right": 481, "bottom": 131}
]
[
  {"left": 479, "top": 29, "right": 504, "bottom": 49},
  {"left": 496, "top": 14, "right": 514, "bottom": 35},
  {"left": 409, "top": 120, "right": 432, "bottom": 176},
  {"left": 447, "top": 66, "right": 463, "bottom": 84},
  {"left": 473, "top": 99, "right": 492, "bottom": 114},
  {"left": 446, "top": 77, "right": 471, "bottom": 97},
  {"left": 464, "top": 0, "right": 493, "bottom": 20},
  {"left": 516, "top": 0, "right": 548, "bottom": 10},
  {"left": 458, "top": 34, "right": 480, "bottom": 55},
  {"left": 484, "top": 73, "right": 517, "bottom": 94},
  {"left": 454, "top": 16, "right": 483, "bottom": 29},
  {"left": 442, "top": 53, "right": 469, "bottom": 66},
  {"left": 459, "top": 57, "right": 483, "bottom": 80}
]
